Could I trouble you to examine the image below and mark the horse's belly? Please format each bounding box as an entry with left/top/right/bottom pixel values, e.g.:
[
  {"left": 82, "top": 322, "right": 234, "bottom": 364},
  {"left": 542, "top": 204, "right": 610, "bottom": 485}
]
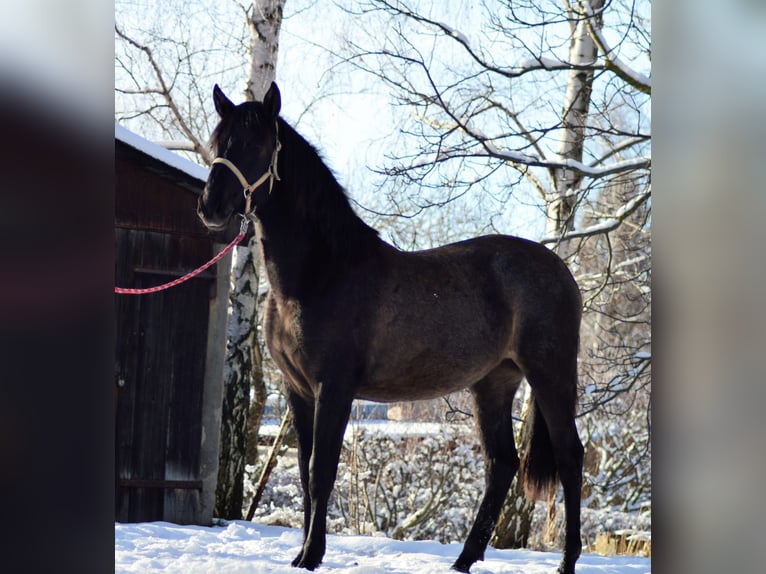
[
  {"left": 359, "top": 299, "right": 510, "bottom": 402},
  {"left": 357, "top": 351, "right": 497, "bottom": 403},
  {"left": 355, "top": 376, "right": 474, "bottom": 402}
]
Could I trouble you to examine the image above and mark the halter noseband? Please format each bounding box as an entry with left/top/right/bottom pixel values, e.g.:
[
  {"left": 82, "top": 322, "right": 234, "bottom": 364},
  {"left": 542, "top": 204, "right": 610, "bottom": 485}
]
[{"left": 211, "top": 121, "right": 282, "bottom": 217}]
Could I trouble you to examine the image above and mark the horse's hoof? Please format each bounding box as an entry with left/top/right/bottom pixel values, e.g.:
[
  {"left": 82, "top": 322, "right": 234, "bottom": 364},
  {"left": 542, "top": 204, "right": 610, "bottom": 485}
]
[
  {"left": 295, "top": 558, "right": 319, "bottom": 571},
  {"left": 292, "top": 557, "right": 317, "bottom": 571},
  {"left": 291, "top": 550, "right": 304, "bottom": 568},
  {"left": 451, "top": 559, "right": 471, "bottom": 573},
  {"left": 292, "top": 548, "right": 322, "bottom": 570}
]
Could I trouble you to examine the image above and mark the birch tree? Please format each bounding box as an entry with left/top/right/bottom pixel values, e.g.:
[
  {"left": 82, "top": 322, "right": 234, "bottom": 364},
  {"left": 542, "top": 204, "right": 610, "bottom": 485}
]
[
  {"left": 549, "top": 0, "right": 605, "bottom": 241},
  {"left": 217, "top": 0, "right": 285, "bottom": 520}
]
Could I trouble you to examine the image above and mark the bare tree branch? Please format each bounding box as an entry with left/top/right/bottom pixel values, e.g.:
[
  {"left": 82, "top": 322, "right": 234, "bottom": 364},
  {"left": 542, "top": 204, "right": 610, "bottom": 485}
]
[
  {"left": 115, "top": 25, "right": 213, "bottom": 164},
  {"left": 541, "top": 186, "right": 650, "bottom": 244},
  {"left": 580, "top": 0, "right": 651, "bottom": 95}
]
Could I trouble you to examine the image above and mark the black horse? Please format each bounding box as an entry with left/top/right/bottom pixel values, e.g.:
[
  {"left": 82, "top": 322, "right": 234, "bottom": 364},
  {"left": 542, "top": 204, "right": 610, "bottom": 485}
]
[{"left": 198, "top": 83, "right": 584, "bottom": 574}]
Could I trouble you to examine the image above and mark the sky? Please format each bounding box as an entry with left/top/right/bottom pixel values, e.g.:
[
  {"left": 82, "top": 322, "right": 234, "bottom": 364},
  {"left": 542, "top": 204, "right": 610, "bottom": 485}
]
[
  {"left": 113, "top": 1, "right": 656, "bottom": 250},
  {"left": 113, "top": 0, "right": 574, "bottom": 243}
]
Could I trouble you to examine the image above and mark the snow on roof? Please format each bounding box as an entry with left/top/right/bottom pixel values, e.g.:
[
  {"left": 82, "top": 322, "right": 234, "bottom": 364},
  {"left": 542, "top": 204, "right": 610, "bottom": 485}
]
[{"left": 115, "top": 124, "right": 209, "bottom": 183}]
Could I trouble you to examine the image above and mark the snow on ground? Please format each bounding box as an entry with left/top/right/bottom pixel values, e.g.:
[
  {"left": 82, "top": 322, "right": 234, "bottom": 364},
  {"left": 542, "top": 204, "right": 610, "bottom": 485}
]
[
  {"left": 115, "top": 520, "right": 650, "bottom": 574},
  {"left": 260, "top": 420, "right": 450, "bottom": 439}
]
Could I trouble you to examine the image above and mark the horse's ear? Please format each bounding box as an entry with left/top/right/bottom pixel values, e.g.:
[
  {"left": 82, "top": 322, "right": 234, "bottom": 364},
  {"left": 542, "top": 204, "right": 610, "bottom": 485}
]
[
  {"left": 213, "top": 84, "right": 234, "bottom": 118},
  {"left": 264, "top": 82, "right": 281, "bottom": 118}
]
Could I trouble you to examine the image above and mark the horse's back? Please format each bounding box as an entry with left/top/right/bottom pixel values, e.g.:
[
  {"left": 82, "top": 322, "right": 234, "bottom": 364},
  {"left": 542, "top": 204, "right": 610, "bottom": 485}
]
[{"left": 394, "top": 234, "right": 580, "bottom": 310}]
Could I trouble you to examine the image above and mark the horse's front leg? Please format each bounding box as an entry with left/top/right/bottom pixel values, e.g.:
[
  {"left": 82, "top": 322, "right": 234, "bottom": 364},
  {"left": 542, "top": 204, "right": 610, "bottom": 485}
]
[
  {"left": 285, "top": 390, "right": 315, "bottom": 567},
  {"left": 293, "top": 381, "right": 354, "bottom": 570}
]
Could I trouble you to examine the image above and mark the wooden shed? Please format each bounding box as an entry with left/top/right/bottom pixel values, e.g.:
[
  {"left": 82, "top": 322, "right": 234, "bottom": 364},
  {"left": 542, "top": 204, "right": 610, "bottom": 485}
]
[{"left": 114, "top": 125, "right": 231, "bottom": 525}]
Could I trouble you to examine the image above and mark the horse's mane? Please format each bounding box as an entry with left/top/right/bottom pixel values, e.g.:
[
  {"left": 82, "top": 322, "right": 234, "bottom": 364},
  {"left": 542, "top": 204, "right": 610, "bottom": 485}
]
[
  {"left": 274, "top": 117, "right": 380, "bottom": 259},
  {"left": 208, "top": 103, "right": 380, "bottom": 260}
]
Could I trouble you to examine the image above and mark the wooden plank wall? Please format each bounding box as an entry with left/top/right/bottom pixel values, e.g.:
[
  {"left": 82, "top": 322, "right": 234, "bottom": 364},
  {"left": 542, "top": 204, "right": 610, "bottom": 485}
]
[
  {"left": 115, "top": 228, "right": 215, "bottom": 523},
  {"left": 114, "top": 143, "right": 228, "bottom": 525}
]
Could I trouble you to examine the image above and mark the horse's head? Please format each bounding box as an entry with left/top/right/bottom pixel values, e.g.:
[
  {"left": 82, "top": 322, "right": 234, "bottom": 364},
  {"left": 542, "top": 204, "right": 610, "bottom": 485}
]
[{"left": 198, "top": 82, "right": 282, "bottom": 231}]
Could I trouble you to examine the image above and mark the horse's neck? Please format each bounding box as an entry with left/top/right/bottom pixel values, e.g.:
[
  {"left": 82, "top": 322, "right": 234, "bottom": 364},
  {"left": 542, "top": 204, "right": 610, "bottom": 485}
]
[
  {"left": 253, "top": 216, "right": 304, "bottom": 300},
  {"left": 256, "top": 206, "right": 381, "bottom": 303},
  {"left": 254, "top": 127, "right": 382, "bottom": 299},
  {"left": 253, "top": 203, "right": 367, "bottom": 302}
]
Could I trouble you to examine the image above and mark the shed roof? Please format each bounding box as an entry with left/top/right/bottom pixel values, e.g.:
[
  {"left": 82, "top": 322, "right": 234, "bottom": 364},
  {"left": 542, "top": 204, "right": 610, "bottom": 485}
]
[{"left": 115, "top": 124, "right": 209, "bottom": 193}]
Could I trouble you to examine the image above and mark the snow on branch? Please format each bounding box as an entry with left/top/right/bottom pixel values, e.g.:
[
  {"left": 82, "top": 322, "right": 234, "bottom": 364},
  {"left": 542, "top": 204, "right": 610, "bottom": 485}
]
[
  {"left": 483, "top": 138, "right": 651, "bottom": 180},
  {"left": 434, "top": 20, "right": 470, "bottom": 47},
  {"left": 516, "top": 56, "right": 581, "bottom": 73},
  {"left": 579, "top": 0, "right": 651, "bottom": 95},
  {"left": 540, "top": 186, "right": 651, "bottom": 244},
  {"left": 426, "top": 115, "right": 650, "bottom": 184}
]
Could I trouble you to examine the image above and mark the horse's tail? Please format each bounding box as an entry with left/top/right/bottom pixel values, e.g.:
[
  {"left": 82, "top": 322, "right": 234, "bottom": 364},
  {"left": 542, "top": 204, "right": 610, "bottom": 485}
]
[{"left": 519, "top": 392, "right": 558, "bottom": 499}]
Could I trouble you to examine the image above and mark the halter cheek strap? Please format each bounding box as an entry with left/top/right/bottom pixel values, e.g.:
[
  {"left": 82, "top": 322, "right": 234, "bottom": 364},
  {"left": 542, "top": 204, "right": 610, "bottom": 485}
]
[{"left": 211, "top": 121, "right": 282, "bottom": 216}]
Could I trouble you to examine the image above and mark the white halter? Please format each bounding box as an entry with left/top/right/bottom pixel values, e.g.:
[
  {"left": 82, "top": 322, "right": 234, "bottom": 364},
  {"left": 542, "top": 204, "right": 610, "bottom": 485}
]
[{"left": 211, "top": 121, "right": 282, "bottom": 216}]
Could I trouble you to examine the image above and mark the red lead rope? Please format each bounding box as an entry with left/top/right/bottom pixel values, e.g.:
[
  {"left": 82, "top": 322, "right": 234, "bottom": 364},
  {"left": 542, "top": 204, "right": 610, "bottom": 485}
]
[{"left": 115, "top": 220, "right": 249, "bottom": 295}]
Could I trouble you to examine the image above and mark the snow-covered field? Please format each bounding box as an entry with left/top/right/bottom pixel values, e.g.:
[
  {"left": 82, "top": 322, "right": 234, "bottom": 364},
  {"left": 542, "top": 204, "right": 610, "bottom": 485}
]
[{"left": 115, "top": 520, "right": 650, "bottom": 573}]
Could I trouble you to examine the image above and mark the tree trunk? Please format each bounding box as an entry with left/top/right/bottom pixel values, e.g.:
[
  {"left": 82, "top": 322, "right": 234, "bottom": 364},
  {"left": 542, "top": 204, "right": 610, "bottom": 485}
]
[
  {"left": 547, "top": 0, "right": 605, "bottom": 240},
  {"left": 245, "top": 0, "right": 284, "bottom": 101},
  {"left": 491, "top": 472, "right": 536, "bottom": 549},
  {"left": 215, "top": 246, "right": 260, "bottom": 519},
  {"left": 246, "top": 339, "right": 267, "bottom": 465},
  {"left": 214, "top": 0, "right": 285, "bottom": 520}
]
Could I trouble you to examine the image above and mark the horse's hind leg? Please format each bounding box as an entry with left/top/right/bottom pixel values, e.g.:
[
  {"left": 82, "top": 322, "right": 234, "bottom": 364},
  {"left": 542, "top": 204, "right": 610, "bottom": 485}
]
[
  {"left": 453, "top": 360, "right": 524, "bottom": 573},
  {"left": 525, "top": 367, "right": 584, "bottom": 574}
]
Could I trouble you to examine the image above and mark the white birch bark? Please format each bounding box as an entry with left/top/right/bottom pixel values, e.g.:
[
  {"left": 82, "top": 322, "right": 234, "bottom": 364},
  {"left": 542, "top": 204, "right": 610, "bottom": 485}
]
[
  {"left": 245, "top": 0, "right": 284, "bottom": 101},
  {"left": 547, "top": 0, "right": 605, "bottom": 241},
  {"left": 216, "top": 0, "right": 285, "bottom": 520}
]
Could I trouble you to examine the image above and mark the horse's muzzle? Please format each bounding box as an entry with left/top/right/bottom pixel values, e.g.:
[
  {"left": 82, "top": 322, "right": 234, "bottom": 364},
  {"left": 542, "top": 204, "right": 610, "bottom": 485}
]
[{"left": 196, "top": 195, "right": 230, "bottom": 231}]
